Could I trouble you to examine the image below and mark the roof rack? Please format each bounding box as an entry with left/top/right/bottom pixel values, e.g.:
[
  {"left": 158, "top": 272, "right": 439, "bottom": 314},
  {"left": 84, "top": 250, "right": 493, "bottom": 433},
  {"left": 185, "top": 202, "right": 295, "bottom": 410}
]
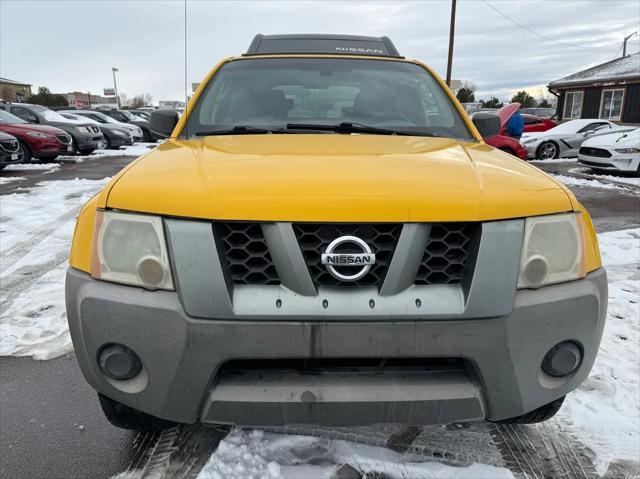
[{"left": 245, "top": 34, "right": 402, "bottom": 58}]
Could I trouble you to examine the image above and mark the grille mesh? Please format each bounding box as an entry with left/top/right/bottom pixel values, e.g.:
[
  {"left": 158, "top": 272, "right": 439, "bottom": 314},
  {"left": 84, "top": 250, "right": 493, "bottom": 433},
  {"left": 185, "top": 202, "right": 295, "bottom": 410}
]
[
  {"left": 215, "top": 223, "right": 280, "bottom": 285},
  {"left": 578, "top": 147, "right": 611, "bottom": 158},
  {"left": 293, "top": 223, "right": 401, "bottom": 287},
  {"left": 415, "top": 223, "right": 477, "bottom": 285}
]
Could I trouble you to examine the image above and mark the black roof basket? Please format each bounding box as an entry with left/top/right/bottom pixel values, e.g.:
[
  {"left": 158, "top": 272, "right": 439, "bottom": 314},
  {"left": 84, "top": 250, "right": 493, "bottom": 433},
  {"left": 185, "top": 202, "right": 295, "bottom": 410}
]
[{"left": 245, "top": 34, "right": 402, "bottom": 58}]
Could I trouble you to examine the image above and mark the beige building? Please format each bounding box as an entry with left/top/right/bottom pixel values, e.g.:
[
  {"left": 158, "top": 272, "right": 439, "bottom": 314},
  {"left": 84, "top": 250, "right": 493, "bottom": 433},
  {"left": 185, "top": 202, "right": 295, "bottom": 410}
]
[
  {"left": 0, "top": 77, "right": 32, "bottom": 102},
  {"left": 62, "top": 91, "right": 118, "bottom": 109}
]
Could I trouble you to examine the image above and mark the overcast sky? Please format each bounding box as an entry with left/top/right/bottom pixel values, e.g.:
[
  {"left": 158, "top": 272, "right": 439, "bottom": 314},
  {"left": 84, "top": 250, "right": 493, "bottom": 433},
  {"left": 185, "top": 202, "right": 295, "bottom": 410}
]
[{"left": 1, "top": 0, "right": 639, "bottom": 103}]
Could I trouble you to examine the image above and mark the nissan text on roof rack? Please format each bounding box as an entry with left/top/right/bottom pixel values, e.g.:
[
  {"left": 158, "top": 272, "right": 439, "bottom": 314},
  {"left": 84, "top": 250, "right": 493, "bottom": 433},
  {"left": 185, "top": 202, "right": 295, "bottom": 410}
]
[{"left": 66, "top": 34, "right": 607, "bottom": 431}]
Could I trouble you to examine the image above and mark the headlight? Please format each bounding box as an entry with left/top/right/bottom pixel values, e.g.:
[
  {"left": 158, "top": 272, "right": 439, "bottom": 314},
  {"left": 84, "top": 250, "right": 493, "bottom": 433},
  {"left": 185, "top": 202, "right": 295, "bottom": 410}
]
[
  {"left": 135, "top": 127, "right": 143, "bottom": 135},
  {"left": 26, "top": 131, "right": 50, "bottom": 138},
  {"left": 92, "top": 211, "right": 174, "bottom": 290},
  {"left": 614, "top": 148, "right": 640, "bottom": 154},
  {"left": 518, "top": 213, "right": 586, "bottom": 289},
  {"left": 113, "top": 130, "right": 126, "bottom": 136},
  {"left": 77, "top": 126, "right": 91, "bottom": 133}
]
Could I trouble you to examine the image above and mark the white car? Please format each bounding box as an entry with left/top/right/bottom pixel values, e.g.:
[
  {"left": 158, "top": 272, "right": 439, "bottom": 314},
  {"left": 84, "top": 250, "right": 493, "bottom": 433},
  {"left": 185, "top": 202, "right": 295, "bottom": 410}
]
[
  {"left": 521, "top": 119, "right": 621, "bottom": 160},
  {"left": 578, "top": 128, "right": 640, "bottom": 174}
]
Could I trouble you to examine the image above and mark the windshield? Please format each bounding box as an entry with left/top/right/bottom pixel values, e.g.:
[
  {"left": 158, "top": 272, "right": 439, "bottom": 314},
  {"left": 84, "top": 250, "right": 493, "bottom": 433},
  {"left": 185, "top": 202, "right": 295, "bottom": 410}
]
[
  {"left": 0, "top": 110, "right": 27, "bottom": 124},
  {"left": 186, "top": 58, "right": 473, "bottom": 140},
  {"left": 119, "top": 110, "right": 138, "bottom": 121},
  {"left": 88, "top": 112, "right": 118, "bottom": 123},
  {"left": 30, "top": 105, "right": 69, "bottom": 122}
]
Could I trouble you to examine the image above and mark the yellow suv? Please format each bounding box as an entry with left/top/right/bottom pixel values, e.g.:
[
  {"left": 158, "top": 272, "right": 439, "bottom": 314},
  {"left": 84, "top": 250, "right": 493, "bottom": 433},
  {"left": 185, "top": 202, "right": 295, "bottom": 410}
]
[{"left": 66, "top": 34, "right": 607, "bottom": 431}]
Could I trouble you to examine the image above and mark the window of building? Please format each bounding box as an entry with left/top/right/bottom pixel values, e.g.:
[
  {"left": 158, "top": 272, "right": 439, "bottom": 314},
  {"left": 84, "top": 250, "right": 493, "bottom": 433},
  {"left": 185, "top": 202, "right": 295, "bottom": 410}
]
[
  {"left": 599, "top": 88, "right": 624, "bottom": 120},
  {"left": 563, "top": 91, "right": 583, "bottom": 119}
]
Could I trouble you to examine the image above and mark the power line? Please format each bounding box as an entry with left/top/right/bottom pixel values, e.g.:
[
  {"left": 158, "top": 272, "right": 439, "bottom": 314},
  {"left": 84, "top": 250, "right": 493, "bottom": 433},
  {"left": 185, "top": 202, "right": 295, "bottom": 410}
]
[{"left": 481, "top": 0, "right": 601, "bottom": 50}]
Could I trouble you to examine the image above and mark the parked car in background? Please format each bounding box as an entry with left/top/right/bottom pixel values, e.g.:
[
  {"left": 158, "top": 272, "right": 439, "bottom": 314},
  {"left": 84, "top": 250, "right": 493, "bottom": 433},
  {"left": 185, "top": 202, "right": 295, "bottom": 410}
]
[
  {"left": 0, "top": 109, "right": 73, "bottom": 162},
  {"left": 59, "top": 111, "right": 133, "bottom": 149},
  {"left": 96, "top": 109, "right": 158, "bottom": 142},
  {"left": 520, "top": 119, "right": 620, "bottom": 160},
  {"left": 131, "top": 110, "right": 150, "bottom": 120},
  {"left": 578, "top": 128, "right": 640, "bottom": 175},
  {"left": 70, "top": 110, "right": 144, "bottom": 142},
  {"left": 478, "top": 105, "right": 528, "bottom": 160},
  {"left": 0, "top": 131, "right": 23, "bottom": 169},
  {"left": 0, "top": 103, "right": 103, "bottom": 155},
  {"left": 521, "top": 114, "right": 556, "bottom": 133},
  {"left": 520, "top": 107, "right": 556, "bottom": 119}
]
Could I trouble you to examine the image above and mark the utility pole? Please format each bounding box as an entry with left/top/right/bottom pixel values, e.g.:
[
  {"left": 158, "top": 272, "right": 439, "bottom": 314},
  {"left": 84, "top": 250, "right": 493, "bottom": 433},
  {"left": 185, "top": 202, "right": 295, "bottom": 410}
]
[
  {"left": 622, "top": 31, "right": 637, "bottom": 58},
  {"left": 445, "top": 0, "right": 457, "bottom": 87},
  {"left": 87, "top": 91, "right": 92, "bottom": 109},
  {"left": 112, "top": 67, "right": 120, "bottom": 108}
]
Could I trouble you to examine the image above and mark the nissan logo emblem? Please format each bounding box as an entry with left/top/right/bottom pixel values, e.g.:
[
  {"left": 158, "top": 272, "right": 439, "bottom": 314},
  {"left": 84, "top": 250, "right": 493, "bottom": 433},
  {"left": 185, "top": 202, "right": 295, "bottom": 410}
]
[{"left": 321, "top": 235, "right": 376, "bottom": 282}]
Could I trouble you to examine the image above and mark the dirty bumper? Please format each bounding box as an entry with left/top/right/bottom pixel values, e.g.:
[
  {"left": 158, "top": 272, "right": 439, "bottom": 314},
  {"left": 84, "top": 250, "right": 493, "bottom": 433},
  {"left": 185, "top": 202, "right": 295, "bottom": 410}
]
[{"left": 65, "top": 268, "right": 607, "bottom": 427}]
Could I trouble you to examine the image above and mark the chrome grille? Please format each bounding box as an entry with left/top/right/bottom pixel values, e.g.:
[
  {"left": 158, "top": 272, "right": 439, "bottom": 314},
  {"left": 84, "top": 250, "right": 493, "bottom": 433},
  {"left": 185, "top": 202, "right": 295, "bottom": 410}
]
[
  {"left": 293, "top": 223, "right": 401, "bottom": 287},
  {"left": 215, "top": 223, "right": 280, "bottom": 285},
  {"left": 415, "top": 223, "right": 477, "bottom": 285}
]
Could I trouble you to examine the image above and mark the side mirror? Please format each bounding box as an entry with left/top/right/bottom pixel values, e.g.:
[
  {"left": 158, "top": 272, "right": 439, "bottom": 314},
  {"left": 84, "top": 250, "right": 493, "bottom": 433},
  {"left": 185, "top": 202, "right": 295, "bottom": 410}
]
[
  {"left": 471, "top": 112, "right": 501, "bottom": 139},
  {"left": 150, "top": 109, "right": 179, "bottom": 138},
  {"left": 26, "top": 116, "right": 39, "bottom": 124}
]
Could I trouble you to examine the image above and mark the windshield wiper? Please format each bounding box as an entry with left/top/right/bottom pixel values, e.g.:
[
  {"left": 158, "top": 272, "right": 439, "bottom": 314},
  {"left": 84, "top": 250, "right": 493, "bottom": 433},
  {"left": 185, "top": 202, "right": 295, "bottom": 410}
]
[
  {"left": 194, "top": 125, "right": 289, "bottom": 136},
  {"left": 285, "top": 122, "right": 434, "bottom": 137}
]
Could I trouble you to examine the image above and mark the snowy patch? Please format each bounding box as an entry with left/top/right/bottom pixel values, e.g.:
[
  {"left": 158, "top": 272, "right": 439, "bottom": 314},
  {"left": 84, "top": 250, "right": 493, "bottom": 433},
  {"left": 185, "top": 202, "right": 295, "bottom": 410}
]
[
  {"left": 197, "top": 429, "right": 513, "bottom": 479},
  {"left": 0, "top": 176, "right": 26, "bottom": 184},
  {"left": 568, "top": 167, "right": 640, "bottom": 187},
  {"left": 3, "top": 163, "right": 60, "bottom": 172},
  {"left": 56, "top": 143, "right": 156, "bottom": 163},
  {"left": 552, "top": 174, "right": 621, "bottom": 190},
  {"left": 562, "top": 228, "right": 640, "bottom": 474},
  {"left": 0, "top": 177, "right": 110, "bottom": 359},
  {"left": 529, "top": 157, "right": 577, "bottom": 164}
]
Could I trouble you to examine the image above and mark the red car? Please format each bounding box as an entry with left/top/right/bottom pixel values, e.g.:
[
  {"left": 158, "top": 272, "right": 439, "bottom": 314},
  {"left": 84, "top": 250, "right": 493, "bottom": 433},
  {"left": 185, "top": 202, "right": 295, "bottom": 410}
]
[
  {"left": 0, "top": 109, "right": 73, "bottom": 162},
  {"left": 483, "top": 103, "right": 528, "bottom": 160}
]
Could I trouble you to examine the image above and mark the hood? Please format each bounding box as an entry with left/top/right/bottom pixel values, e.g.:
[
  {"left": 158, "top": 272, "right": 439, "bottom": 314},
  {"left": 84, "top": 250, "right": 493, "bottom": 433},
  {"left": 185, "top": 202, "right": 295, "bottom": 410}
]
[
  {"left": 103, "top": 135, "right": 573, "bottom": 222},
  {"left": 130, "top": 120, "right": 149, "bottom": 128},
  {"left": 0, "top": 123, "right": 68, "bottom": 135},
  {"left": 47, "top": 120, "right": 93, "bottom": 129},
  {"left": 582, "top": 128, "right": 639, "bottom": 147},
  {"left": 0, "top": 131, "right": 16, "bottom": 141},
  {"left": 497, "top": 103, "right": 521, "bottom": 128}
]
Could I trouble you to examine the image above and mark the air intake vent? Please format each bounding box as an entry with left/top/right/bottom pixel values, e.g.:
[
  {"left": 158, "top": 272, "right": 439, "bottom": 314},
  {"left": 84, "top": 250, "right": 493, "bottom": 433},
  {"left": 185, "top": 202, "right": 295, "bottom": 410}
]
[
  {"left": 414, "top": 224, "right": 477, "bottom": 285},
  {"left": 215, "top": 223, "right": 280, "bottom": 285}
]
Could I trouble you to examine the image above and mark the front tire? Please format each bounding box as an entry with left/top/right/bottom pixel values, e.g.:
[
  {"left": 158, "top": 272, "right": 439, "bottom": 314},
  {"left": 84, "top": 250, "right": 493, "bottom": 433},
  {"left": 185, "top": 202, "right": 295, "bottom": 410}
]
[
  {"left": 491, "top": 396, "right": 565, "bottom": 424},
  {"left": 78, "top": 148, "right": 96, "bottom": 156},
  {"left": 536, "top": 141, "right": 559, "bottom": 160},
  {"left": 142, "top": 129, "right": 151, "bottom": 142},
  {"left": 18, "top": 141, "right": 32, "bottom": 163},
  {"left": 98, "top": 394, "right": 176, "bottom": 432}
]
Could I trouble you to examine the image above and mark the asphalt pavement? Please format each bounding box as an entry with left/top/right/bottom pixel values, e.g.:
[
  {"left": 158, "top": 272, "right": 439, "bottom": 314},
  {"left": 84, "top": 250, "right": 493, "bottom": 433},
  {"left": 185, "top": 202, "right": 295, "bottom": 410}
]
[{"left": 0, "top": 154, "right": 638, "bottom": 479}]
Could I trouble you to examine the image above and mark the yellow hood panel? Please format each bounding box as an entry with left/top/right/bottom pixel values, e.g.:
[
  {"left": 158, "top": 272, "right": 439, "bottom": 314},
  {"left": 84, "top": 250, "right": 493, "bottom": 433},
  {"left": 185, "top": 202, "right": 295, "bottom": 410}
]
[{"left": 104, "top": 135, "right": 572, "bottom": 222}]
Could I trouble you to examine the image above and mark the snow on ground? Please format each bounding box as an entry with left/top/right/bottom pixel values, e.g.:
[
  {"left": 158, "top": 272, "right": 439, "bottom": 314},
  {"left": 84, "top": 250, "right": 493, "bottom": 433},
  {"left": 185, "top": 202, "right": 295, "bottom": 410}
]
[
  {"left": 0, "top": 177, "right": 110, "bottom": 359},
  {"left": 3, "top": 163, "right": 60, "bottom": 172},
  {"left": 552, "top": 174, "right": 622, "bottom": 190},
  {"left": 196, "top": 429, "right": 513, "bottom": 479},
  {"left": 0, "top": 176, "right": 26, "bottom": 184},
  {"left": 529, "top": 157, "right": 577, "bottom": 164},
  {"left": 569, "top": 167, "right": 640, "bottom": 187},
  {"left": 561, "top": 228, "right": 640, "bottom": 474},
  {"left": 56, "top": 143, "right": 156, "bottom": 163}
]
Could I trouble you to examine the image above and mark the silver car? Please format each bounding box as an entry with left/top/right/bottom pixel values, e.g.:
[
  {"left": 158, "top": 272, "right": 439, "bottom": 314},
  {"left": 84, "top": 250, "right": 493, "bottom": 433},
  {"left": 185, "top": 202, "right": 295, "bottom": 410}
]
[{"left": 521, "top": 119, "right": 619, "bottom": 160}]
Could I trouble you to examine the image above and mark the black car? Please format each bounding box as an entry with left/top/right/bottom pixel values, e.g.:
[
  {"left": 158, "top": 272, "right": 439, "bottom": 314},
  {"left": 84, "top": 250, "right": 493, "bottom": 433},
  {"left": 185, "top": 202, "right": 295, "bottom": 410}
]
[
  {"left": 59, "top": 111, "right": 133, "bottom": 149},
  {"left": 0, "top": 103, "right": 104, "bottom": 155},
  {"left": 94, "top": 109, "right": 159, "bottom": 142},
  {"left": 0, "top": 131, "right": 22, "bottom": 169}
]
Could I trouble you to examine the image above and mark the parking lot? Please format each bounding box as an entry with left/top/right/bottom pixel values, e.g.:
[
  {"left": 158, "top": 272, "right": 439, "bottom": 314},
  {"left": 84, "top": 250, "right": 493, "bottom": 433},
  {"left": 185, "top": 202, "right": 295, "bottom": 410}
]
[{"left": 0, "top": 147, "right": 638, "bottom": 479}]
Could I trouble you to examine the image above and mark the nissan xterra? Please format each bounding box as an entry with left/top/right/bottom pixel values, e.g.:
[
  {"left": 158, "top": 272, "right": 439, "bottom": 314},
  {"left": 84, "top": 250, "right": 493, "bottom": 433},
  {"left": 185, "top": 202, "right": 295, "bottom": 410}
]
[{"left": 66, "top": 34, "right": 607, "bottom": 431}]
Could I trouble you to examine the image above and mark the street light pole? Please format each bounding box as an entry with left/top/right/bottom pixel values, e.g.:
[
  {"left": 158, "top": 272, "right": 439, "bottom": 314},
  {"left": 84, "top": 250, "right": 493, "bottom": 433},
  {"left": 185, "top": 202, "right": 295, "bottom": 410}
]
[
  {"left": 445, "top": 0, "right": 457, "bottom": 87},
  {"left": 112, "top": 67, "right": 120, "bottom": 108}
]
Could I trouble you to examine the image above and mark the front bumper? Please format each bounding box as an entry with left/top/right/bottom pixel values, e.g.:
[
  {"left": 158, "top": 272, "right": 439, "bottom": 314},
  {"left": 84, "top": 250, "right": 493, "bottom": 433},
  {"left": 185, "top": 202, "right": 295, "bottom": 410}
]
[
  {"left": 74, "top": 131, "right": 104, "bottom": 149},
  {"left": 66, "top": 267, "right": 607, "bottom": 427},
  {"left": 578, "top": 154, "right": 640, "bottom": 172}
]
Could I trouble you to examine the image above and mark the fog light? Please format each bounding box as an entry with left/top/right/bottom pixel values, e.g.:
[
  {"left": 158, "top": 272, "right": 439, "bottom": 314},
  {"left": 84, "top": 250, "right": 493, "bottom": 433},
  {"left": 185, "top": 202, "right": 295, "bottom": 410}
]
[
  {"left": 542, "top": 341, "right": 581, "bottom": 377},
  {"left": 98, "top": 344, "right": 142, "bottom": 380}
]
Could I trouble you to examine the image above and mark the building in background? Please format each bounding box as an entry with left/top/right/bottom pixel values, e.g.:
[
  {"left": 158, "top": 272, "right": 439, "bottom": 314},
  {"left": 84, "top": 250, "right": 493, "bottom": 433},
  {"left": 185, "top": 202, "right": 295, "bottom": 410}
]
[
  {"left": 549, "top": 52, "right": 640, "bottom": 125},
  {"left": 0, "top": 78, "right": 32, "bottom": 102},
  {"left": 61, "top": 92, "right": 118, "bottom": 109}
]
